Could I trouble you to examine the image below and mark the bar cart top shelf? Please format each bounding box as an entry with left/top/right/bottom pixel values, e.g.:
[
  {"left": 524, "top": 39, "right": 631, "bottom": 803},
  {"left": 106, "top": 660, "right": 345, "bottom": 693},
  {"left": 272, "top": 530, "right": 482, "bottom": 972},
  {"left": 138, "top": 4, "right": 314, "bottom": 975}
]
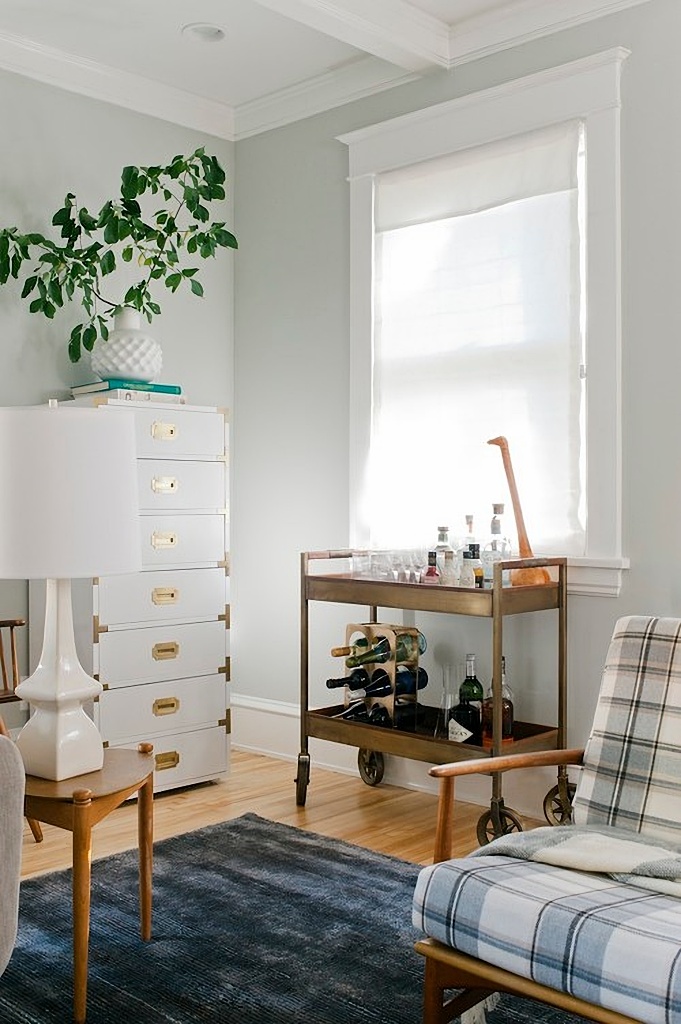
[{"left": 303, "top": 550, "right": 567, "bottom": 617}]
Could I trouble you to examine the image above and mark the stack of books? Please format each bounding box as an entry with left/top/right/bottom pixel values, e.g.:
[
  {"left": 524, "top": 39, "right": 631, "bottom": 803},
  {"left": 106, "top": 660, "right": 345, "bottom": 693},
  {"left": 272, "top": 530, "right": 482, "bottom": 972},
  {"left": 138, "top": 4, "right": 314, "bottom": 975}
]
[{"left": 70, "top": 378, "right": 185, "bottom": 404}]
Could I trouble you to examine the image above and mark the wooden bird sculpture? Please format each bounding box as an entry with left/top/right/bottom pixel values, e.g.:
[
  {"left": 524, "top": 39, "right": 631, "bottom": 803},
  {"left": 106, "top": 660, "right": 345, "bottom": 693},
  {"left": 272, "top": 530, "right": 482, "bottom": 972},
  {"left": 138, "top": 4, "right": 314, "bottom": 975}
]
[{"left": 487, "top": 436, "right": 550, "bottom": 586}]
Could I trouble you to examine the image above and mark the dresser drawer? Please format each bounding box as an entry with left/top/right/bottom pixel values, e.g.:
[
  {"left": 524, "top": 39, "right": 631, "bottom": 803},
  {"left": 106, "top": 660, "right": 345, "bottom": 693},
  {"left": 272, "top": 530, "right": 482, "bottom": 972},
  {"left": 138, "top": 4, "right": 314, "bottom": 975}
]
[
  {"left": 126, "top": 407, "right": 225, "bottom": 459},
  {"left": 137, "top": 459, "right": 226, "bottom": 512},
  {"left": 97, "top": 568, "right": 228, "bottom": 627},
  {"left": 97, "top": 674, "right": 227, "bottom": 744},
  {"left": 139, "top": 513, "right": 225, "bottom": 568},
  {"left": 116, "top": 725, "right": 229, "bottom": 792},
  {"left": 98, "top": 620, "right": 228, "bottom": 688}
]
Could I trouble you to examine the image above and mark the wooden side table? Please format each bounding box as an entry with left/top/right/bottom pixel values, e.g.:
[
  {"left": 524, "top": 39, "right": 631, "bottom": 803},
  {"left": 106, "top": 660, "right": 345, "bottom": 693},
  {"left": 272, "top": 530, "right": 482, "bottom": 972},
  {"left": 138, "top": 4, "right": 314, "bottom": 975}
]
[{"left": 24, "top": 744, "right": 154, "bottom": 1023}]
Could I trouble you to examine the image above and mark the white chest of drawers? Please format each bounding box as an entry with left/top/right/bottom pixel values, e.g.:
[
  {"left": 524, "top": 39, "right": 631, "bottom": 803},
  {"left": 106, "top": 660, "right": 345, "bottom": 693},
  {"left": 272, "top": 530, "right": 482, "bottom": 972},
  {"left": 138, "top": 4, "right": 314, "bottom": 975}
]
[{"left": 29, "top": 398, "right": 231, "bottom": 793}]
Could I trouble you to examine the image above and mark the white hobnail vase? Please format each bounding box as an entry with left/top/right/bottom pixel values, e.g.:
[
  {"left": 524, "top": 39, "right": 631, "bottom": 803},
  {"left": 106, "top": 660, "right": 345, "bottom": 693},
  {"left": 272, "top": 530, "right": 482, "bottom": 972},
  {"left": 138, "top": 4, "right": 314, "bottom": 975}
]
[{"left": 90, "top": 307, "right": 163, "bottom": 383}]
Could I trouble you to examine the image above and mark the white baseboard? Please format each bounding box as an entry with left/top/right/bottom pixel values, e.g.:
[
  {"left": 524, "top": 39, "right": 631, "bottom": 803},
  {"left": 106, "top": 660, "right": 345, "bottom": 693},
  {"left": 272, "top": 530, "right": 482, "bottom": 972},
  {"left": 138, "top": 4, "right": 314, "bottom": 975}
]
[{"left": 230, "top": 692, "right": 564, "bottom": 818}]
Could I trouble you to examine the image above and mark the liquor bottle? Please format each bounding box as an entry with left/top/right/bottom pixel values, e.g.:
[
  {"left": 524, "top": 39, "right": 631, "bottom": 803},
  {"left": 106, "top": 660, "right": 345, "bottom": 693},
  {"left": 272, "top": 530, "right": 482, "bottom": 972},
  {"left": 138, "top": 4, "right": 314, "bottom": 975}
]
[
  {"left": 422, "top": 550, "right": 440, "bottom": 585},
  {"left": 335, "top": 630, "right": 427, "bottom": 668},
  {"left": 481, "top": 656, "right": 514, "bottom": 741},
  {"left": 434, "top": 526, "right": 454, "bottom": 573},
  {"left": 448, "top": 693, "right": 481, "bottom": 745},
  {"left": 440, "top": 549, "right": 458, "bottom": 587},
  {"left": 459, "top": 549, "right": 475, "bottom": 588},
  {"left": 468, "top": 544, "right": 484, "bottom": 589},
  {"left": 482, "top": 503, "right": 511, "bottom": 588},
  {"left": 460, "top": 653, "right": 484, "bottom": 708},
  {"left": 325, "top": 668, "right": 371, "bottom": 690}
]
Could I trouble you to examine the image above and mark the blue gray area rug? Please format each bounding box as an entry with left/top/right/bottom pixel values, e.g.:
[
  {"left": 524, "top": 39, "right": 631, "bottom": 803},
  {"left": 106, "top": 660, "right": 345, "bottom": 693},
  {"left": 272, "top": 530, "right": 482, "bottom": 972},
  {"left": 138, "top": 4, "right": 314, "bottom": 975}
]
[{"left": 2, "top": 812, "right": 587, "bottom": 1023}]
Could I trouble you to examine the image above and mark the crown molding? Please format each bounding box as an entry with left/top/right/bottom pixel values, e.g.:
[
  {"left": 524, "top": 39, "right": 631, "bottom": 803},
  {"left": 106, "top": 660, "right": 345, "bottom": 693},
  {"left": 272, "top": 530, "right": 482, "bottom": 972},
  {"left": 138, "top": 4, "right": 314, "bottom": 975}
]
[
  {"left": 0, "top": 0, "right": 656, "bottom": 141},
  {"left": 0, "top": 29, "right": 236, "bottom": 141},
  {"left": 251, "top": 0, "right": 449, "bottom": 71},
  {"left": 449, "top": 0, "right": 654, "bottom": 65},
  {"left": 234, "top": 57, "right": 418, "bottom": 140}
]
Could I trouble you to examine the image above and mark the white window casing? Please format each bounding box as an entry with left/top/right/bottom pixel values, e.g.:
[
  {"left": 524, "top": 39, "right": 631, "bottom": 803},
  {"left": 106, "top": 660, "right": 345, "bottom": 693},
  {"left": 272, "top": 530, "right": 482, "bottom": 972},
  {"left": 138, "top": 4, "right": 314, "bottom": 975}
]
[{"left": 340, "top": 47, "right": 630, "bottom": 598}]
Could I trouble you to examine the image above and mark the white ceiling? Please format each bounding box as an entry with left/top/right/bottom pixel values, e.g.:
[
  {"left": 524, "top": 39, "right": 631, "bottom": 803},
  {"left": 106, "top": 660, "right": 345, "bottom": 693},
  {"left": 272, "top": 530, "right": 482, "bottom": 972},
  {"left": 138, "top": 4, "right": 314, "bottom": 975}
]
[{"left": 0, "top": 0, "right": 651, "bottom": 139}]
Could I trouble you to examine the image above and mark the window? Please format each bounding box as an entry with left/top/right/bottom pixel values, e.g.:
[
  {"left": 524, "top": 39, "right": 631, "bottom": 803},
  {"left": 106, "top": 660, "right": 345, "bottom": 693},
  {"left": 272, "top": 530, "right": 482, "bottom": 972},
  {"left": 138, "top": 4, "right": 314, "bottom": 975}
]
[{"left": 340, "top": 48, "right": 630, "bottom": 596}]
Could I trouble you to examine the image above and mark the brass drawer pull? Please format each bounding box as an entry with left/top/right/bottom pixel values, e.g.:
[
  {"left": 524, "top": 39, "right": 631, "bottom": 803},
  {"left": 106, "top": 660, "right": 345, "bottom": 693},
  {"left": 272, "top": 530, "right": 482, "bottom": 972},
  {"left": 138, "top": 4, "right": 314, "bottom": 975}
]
[
  {"left": 151, "top": 476, "right": 179, "bottom": 494},
  {"left": 151, "top": 586, "right": 179, "bottom": 605},
  {"left": 151, "top": 421, "right": 177, "bottom": 441},
  {"left": 155, "top": 750, "right": 180, "bottom": 771},
  {"left": 152, "top": 641, "right": 179, "bottom": 661},
  {"left": 152, "top": 696, "right": 180, "bottom": 716},
  {"left": 151, "top": 531, "right": 177, "bottom": 549}
]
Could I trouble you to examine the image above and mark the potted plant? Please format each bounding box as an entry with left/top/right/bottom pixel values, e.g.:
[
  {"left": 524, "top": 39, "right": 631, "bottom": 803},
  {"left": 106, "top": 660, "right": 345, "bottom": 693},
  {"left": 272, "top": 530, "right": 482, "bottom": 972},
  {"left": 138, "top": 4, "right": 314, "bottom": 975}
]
[{"left": 0, "top": 147, "right": 237, "bottom": 374}]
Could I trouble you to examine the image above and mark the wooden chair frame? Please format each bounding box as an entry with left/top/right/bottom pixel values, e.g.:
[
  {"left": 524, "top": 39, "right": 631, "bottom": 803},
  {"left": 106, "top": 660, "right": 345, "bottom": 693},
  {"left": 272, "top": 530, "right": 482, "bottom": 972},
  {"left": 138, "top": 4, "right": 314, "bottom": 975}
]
[
  {"left": 416, "top": 747, "right": 645, "bottom": 1024},
  {"left": 0, "top": 619, "right": 42, "bottom": 844}
]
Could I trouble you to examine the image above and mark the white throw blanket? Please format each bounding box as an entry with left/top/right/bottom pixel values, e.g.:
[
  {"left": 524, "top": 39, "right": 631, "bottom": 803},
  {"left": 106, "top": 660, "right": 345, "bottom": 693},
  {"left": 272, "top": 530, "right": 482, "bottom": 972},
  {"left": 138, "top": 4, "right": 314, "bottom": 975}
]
[{"left": 472, "top": 824, "right": 681, "bottom": 897}]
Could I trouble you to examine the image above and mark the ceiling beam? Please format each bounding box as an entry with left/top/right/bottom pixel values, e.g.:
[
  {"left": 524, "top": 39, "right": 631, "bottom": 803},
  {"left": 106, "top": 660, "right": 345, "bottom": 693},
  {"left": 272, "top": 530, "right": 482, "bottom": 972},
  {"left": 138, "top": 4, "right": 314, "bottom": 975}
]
[{"left": 251, "top": 0, "right": 450, "bottom": 71}]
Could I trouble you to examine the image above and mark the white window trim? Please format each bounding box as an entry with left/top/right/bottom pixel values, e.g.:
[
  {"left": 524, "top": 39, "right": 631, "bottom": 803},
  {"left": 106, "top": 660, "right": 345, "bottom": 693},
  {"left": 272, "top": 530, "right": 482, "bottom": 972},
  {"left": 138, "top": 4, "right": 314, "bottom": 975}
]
[{"left": 339, "top": 47, "right": 630, "bottom": 598}]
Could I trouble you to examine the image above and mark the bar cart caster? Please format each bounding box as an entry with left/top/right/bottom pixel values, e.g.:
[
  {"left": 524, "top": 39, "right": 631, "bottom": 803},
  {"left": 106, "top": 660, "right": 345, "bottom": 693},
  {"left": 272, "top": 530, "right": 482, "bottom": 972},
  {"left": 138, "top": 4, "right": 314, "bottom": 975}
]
[
  {"left": 543, "top": 766, "right": 576, "bottom": 825},
  {"left": 476, "top": 797, "right": 524, "bottom": 846},
  {"left": 358, "top": 748, "right": 385, "bottom": 786},
  {"left": 295, "top": 752, "right": 311, "bottom": 807}
]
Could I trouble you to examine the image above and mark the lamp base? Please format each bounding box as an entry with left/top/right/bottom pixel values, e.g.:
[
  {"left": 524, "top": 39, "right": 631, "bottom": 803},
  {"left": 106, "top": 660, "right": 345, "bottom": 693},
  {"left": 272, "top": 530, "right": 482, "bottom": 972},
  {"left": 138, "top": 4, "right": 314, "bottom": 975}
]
[{"left": 15, "top": 578, "right": 104, "bottom": 781}]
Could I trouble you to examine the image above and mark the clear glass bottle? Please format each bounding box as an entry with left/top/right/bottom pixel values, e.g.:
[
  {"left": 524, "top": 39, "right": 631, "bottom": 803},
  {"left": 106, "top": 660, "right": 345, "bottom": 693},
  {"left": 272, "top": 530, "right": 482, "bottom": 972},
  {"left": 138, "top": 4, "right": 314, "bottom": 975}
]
[
  {"left": 422, "top": 550, "right": 441, "bottom": 585},
  {"left": 440, "top": 548, "right": 458, "bottom": 587},
  {"left": 459, "top": 549, "right": 475, "bottom": 588},
  {"left": 481, "top": 655, "right": 515, "bottom": 741},
  {"left": 482, "top": 503, "right": 511, "bottom": 588},
  {"left": 434, "top": 526, "right": 454, "bottom": 573}
]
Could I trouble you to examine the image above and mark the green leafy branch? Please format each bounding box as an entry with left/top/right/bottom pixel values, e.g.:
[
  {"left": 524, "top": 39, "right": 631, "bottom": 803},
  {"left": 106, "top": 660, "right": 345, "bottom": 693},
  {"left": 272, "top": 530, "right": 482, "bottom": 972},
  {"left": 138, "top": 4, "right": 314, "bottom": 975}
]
[{"left": 0, "top": 148, "right": 237, "bottom": 362}]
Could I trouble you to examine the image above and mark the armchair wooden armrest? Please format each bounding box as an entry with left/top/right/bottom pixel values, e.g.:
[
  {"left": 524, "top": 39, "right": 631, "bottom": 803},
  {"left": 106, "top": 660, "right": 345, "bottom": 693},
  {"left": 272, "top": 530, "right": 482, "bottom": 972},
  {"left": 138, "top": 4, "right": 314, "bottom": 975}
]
[{"left": 430, "top": 748, "right": 585, "bottom": 863}]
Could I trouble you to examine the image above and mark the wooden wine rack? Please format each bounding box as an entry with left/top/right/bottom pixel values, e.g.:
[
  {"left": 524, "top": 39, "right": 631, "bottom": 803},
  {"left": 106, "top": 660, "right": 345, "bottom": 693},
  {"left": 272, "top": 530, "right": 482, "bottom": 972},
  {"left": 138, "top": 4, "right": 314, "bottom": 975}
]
[{"left": 341, "top": 622, "right": 421, "bottom": 722}]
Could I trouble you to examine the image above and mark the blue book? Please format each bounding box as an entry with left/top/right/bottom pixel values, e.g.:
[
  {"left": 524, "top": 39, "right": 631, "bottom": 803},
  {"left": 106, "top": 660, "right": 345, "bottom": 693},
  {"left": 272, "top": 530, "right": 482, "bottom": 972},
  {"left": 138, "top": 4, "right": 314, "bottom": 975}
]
[{"left": 71, "top": 378, "right": 182, "bottom": 396}]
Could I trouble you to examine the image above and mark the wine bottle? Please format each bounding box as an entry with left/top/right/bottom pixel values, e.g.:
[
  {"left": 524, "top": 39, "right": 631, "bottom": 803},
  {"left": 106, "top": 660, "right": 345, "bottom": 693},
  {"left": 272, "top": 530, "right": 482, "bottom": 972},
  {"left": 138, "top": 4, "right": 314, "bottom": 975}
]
[
  {"left": 481, "top": 655, "right": 514, "bottom": 741},
  {"left": 330, "top": 636, "right": 370, "bottom": 659},
  {"left": 448, "top": 694, "right": 481, "bottom": 744},
  {"left": 325, "top": 668, "right": 371, "bottom": 690},
  {"left": 340, "top": 630, "right": 427, "bottom": 668},
  {"left": 330, "top": 701, "right": 371, "bottom": 723},
  {"left": 351, "top": 666, "right": 429, "bottom": 700},
  {"left": 393, "top": 665, "right": 428, "bottom": 694},
  {"left": 460, "top": 653, "right": 484, "bottom": 708}
]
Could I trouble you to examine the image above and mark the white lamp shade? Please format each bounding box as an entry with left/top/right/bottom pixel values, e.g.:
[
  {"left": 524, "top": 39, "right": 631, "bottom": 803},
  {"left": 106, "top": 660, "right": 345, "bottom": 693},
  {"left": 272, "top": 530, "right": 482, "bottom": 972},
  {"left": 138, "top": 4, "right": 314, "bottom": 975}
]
[{"left": 0, "top": 404, "right": 141, "bottom": 579}]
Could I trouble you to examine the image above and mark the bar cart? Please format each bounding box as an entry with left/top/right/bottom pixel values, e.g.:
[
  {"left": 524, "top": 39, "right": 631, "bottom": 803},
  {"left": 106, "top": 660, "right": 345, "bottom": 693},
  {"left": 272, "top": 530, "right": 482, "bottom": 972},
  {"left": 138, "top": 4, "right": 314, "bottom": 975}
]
[{"left": 297, "top": 550, "right": 569, "bottom": 843}]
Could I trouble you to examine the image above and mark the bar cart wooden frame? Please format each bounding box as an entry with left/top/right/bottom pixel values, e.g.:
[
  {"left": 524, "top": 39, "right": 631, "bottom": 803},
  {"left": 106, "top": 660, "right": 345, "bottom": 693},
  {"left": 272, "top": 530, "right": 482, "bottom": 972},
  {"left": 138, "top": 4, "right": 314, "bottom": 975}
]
[{"left": 297, "top": 551, "right": 569, "bottom": 842}]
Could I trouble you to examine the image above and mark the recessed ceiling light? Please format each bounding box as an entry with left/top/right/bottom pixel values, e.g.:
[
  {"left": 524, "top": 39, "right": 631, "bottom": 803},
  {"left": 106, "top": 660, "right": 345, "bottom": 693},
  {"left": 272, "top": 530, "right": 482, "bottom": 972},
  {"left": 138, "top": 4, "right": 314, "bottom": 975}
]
[{"left": 181, "top": 23, "right": 226, "bottom": 44}]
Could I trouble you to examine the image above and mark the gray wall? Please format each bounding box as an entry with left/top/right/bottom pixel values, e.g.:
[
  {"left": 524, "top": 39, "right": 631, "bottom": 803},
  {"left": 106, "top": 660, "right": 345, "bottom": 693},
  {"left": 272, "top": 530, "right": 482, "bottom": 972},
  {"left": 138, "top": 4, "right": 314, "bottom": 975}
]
[
  {"left": 232, "top": 0, "right": 681, "bottom": 805},
  {"left": 0, "top": 69, "right": 234, "bottom": 721}
]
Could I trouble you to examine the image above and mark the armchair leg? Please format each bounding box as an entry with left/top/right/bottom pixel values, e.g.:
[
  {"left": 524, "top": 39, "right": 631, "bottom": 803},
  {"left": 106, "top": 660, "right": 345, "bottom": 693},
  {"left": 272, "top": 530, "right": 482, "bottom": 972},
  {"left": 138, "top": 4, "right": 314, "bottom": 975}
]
[
  {"left": 423, "top": 956, "right": 493, "bottom": 1024},
  {"left": 27, "top": 818, "right": 43, "bottom": 843}
]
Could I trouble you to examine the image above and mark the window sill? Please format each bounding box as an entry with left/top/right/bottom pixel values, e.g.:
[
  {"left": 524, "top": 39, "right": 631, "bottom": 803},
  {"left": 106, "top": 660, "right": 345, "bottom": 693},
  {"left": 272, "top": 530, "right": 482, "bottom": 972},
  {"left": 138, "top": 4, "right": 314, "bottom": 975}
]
[{"left": 566, "top": 556, "right": 629, "bottom": 597}]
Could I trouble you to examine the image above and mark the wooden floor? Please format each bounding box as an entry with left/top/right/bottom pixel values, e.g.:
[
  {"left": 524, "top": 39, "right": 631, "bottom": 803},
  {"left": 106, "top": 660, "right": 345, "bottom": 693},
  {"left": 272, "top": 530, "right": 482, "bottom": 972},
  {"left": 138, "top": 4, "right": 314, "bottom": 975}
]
[{"left": 20, "top": 749, "right": 539, "bottom": 878}]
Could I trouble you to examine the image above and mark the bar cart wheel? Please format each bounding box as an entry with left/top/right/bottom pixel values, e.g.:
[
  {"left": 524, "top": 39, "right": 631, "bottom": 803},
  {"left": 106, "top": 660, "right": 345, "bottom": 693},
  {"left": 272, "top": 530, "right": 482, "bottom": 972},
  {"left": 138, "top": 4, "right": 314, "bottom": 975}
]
[
  {"left": 543, "top": 781, "right": 576, "bottom": 826},
  {"left": 476, "top": 804, "right": 524, "bottom": 846},
  {"left": 358, "top": 749, "right": 385, "bottom": 786},
  {"left": 295, "top": 752, "right": 311, "bottom": 807}
]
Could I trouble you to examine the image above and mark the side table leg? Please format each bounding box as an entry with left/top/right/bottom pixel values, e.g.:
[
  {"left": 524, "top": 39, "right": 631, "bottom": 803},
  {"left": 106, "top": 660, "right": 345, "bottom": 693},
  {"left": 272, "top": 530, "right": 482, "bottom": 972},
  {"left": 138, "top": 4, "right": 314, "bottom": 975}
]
[
  {"left": 137, "top": 746, "right": 154, "bottom": 941},
  {"left": 72, "top": 788, "right": 93, "bottom": 1024}
]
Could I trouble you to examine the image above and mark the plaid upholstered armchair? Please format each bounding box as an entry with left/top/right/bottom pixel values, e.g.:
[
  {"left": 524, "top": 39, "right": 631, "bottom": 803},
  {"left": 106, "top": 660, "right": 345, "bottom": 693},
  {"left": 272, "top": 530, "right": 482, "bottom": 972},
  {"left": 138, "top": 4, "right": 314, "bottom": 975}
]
[{"left": 413, "top": 615, "right": 681, "bottom": 1024}]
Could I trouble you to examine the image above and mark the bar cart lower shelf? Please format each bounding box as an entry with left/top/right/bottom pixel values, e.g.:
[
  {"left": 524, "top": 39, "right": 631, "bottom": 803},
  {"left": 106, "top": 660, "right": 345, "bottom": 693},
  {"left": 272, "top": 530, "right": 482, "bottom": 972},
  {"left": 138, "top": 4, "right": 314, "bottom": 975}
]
[{"left": 297, "top": 550, "right": 569, "bottom": 843}]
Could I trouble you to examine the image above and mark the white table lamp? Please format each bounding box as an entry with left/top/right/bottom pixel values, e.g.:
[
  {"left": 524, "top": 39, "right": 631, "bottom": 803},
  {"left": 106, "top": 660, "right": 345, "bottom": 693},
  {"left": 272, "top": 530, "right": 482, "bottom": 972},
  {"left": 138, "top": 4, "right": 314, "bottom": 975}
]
[{"left": 0, "top": 401, "right": 140, "bottom": 780}]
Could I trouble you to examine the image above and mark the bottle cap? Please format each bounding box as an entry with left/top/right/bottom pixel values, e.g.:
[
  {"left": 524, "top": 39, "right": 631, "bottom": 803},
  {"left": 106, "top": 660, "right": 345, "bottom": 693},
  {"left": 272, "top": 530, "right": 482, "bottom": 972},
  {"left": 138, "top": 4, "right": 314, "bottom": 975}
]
[
  {"left": 437, "top": 525, "right": 449, "bottom": 532},
  {"left": 469, "top": 544, "right": 480, "bottom": 557},
  {"left": 492, "top": 503, "right": 505, "bottom": 515}
]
